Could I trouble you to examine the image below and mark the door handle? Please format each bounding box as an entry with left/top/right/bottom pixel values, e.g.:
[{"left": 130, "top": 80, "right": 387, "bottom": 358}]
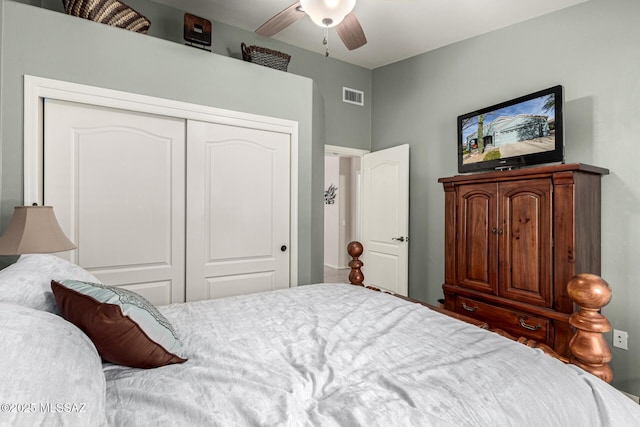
[{"left": 392, "top": 236, "right": 408, "bottom": 243}]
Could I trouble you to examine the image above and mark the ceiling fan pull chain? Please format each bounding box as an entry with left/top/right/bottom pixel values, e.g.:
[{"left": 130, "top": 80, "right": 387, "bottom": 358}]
[{"left": 323, "top": 26, "right": 329, "bottom": 57}]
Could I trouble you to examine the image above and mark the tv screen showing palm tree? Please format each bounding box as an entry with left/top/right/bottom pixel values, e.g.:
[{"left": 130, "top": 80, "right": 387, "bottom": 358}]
[{"left": 458, "top": 86, "right": 563, "bottom": 173}]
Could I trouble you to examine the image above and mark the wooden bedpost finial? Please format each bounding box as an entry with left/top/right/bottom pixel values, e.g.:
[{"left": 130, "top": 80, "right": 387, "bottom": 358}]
[
  {"left": 347, "top": 241, "right": 364, "bottom": 286},
  {"left": 567, "top": 273, "right": 613, "bottom": 383}
]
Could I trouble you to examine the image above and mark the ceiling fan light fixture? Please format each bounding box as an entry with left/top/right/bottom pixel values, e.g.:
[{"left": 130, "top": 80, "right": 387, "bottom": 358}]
[{"left": 300, "top": 0, "right": 356, "bottom": 28}]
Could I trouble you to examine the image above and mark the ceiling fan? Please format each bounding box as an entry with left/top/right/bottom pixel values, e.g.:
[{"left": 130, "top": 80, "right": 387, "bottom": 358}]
[{"left": 255, "top": 0, "right": 367, "bottom": 55}]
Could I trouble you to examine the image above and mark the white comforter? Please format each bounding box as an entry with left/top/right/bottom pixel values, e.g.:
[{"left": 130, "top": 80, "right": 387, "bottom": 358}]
[{"left": 104, "top": 284, "right": 640, "bottom": 426}]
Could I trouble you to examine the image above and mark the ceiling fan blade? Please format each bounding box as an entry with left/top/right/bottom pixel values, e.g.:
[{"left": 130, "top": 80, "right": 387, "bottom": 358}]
[
  {"left": 256, "top": 1, "right": 305, "bottom": 37},
  {"left": 336, "top": 12, "right": 367, "bottom": 50}
]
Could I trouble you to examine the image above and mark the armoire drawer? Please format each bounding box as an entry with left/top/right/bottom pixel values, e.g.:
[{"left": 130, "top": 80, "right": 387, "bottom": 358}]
[{"left": 455, "top": 296, "right": 550, "bottom": 344}]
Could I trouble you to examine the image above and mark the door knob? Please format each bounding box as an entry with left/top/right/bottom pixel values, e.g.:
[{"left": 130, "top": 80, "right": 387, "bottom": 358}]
[
  {"left": 281, "top": 245, "right": 287, "bottom": 252},
  {"left": 392, "top": 236, "right": 407, "bottom": 243}
]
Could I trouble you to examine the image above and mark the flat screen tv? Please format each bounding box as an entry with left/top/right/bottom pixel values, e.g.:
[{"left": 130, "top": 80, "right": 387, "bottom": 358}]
[{"left": 458, "top": 85, "right": 564, "bottom": 173}]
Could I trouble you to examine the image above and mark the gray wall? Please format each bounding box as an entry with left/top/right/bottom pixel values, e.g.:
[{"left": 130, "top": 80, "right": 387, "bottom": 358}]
[
  {"left": 0, "top": 0, "right": 328, "bottom": 284},
  {"left": 371, "top": 0, "right": 640, "bottom": 395},
  {"left": 37, "top": 0, "right": 372, "bottom": 151},
  {"left": 2, "top": 0, "right": 372, "bottom": 282}
]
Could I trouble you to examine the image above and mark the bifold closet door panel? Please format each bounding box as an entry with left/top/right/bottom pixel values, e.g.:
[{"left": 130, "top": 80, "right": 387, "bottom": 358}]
[
  {"left": 186, "top": 120, "right": 291, "bottom": 301},
  {"left": 43, "top": 99, "right": 186, "bottom": 305}
]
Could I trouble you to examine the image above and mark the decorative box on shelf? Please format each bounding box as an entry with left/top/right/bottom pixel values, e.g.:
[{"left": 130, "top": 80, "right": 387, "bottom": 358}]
[{"left": 184, "top": 13, "right": 212, "bottom": 51}]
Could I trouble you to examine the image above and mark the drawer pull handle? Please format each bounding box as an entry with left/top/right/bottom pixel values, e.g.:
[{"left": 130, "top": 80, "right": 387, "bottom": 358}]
[
  {"left": 461, "top": 302, "right": 478, "bottom": 312},
  {"left": 518, "top": 317, "right": 542, "bottom": 331}
]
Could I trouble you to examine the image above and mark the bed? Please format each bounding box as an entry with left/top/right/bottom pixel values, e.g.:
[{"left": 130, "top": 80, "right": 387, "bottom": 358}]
[{"left": 1, "top": 244, "right": 639, "bottom": 426}]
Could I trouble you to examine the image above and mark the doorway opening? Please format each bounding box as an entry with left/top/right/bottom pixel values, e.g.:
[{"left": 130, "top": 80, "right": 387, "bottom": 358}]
[{"left": 323, "top": 145, "right": 367, "bottom": 283}]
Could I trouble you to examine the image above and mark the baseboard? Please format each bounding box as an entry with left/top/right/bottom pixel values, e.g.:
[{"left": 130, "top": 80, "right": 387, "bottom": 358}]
[{"left": 324, "top": 264, "right": 348, "bottom": 270}]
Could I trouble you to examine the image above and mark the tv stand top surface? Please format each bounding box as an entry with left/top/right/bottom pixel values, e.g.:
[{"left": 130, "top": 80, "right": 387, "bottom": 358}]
[{"left": 438, "top": 163, "right": 609, "bottom": 184}]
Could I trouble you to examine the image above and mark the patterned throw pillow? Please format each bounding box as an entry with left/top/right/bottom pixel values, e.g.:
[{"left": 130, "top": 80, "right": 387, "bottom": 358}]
[{"left": 51, "top": 280, "right": 187, "bottom": 368}]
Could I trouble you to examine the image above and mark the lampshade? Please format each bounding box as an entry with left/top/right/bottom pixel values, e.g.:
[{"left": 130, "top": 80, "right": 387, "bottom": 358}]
[
  {"left": 0, "top": 206, "right": 76, "bottom": 255},
  {"left": 300, "top": 0, "right": 356, "bottom": 28}
]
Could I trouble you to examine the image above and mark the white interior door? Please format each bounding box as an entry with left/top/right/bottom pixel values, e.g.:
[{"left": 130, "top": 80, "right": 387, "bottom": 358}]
[
  {"left": 43, "top": 99, "right": 186, "bottom": 305},
  {"left": 361, "top": 144, "right": 410, "bottom": 296},
  {"left": 186, "top": 120, "right": 291, "bottom": 301}
]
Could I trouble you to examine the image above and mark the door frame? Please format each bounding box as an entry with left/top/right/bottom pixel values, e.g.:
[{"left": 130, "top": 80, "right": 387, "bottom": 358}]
[
  {"left": 23, "top": 75, "right": 299, "bottom": 286},
  {"left": 324, "top": 145, "right": 369, "bottom": 263},
  {"left": 323, "top": 144, "right": 410, "bottom": 296}
]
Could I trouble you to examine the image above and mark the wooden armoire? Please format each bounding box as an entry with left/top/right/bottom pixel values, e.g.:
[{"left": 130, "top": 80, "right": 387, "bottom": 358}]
[{"left": 439, "top": 163, "right": 608, "bottom": 356}]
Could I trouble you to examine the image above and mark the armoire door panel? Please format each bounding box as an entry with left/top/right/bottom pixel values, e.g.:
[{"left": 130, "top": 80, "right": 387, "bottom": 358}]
[
  {"left": 43, "top": 99, "right": 186, "bottom": 305},
  {"left": 499, "top": 179, "right": 552, "bottom": 307},
  {"left": 457, "top": 184, "right": 498, "bottom": 294},
  {"left": 186, "top": 121, "right": 290, "bottom": 302}
]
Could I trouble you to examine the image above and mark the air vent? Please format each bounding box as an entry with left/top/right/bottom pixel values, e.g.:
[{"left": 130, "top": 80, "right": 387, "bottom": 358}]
[{"left": 343, "top": 87, "right": 364, "bottom": 106}]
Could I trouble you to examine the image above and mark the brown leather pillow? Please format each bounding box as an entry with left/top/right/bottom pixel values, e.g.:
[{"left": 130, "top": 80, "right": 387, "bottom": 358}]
[{"left": 51, "top": 280, "right": 187, "bottom": 368}]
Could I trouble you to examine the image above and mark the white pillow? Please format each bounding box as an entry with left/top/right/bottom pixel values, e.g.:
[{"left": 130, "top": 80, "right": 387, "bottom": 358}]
[
  {"left": 0, "top": 254, "right": 100, "bottom": 313},
  {"left": 0, "top": 302, "right": 107, "bottom": 426}
]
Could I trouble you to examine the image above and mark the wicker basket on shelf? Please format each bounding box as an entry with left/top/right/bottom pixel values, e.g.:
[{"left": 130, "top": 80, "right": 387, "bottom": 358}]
[
  {"left": 241, "top": 43, "right": 291, "bottom": 72},
  {"left": 63, "top": 0, "right": 151, "bottom": 34}
]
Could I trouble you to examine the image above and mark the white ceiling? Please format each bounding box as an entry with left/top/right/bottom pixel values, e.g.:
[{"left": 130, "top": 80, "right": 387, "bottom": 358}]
[{"left": 149, "top": 0, "right": 588, "bottom": 69}]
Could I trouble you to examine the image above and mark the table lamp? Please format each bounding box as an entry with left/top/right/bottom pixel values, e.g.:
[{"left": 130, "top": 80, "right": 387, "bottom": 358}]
[{"left": 0, "top": 205, "right": 76, "bottom": 255}]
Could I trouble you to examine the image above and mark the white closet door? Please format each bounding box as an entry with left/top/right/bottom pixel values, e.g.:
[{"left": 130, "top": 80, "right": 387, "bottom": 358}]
[
  {"left": 43, "top": 99, "right": 186, "bottom": 305},
  {"left": 186, "top": 121, "right": 290, "bottom": 301}
]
